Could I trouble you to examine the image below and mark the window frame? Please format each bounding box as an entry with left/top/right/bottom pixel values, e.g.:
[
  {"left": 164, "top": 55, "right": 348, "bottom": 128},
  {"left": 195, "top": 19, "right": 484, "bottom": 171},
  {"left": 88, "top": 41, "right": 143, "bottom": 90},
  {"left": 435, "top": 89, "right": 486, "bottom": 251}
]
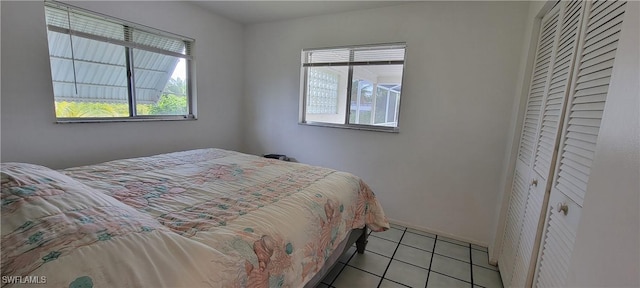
[
  {"left": 44, "top": 1, "right": 196, "bottom": 123},
  {"left": 372, "top": 84, "right": 401, "bottom": 126},
  {"left": 299, "top": 43, "right": 406, "bottom": 133}
]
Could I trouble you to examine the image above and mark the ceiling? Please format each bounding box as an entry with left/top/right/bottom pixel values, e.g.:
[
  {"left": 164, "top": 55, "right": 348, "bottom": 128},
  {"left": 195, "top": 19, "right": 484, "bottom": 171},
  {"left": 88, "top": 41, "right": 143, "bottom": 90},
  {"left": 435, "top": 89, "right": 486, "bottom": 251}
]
[{"left": 189, "top": 1, "right": 408, "bottom": 25}]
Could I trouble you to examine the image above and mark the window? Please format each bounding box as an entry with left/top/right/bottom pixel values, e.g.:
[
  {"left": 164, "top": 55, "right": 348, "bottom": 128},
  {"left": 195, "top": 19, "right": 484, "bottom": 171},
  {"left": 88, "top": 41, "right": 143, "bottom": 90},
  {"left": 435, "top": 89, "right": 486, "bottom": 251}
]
[
  {"left": 44, "top": 1, "right": 195, "bottom": 122},
  {"left": 307, "top": 69, "right": 339, "bottom": 114},
  {"left": 300, "top": 43, "right": 405, "bottom": 132}
]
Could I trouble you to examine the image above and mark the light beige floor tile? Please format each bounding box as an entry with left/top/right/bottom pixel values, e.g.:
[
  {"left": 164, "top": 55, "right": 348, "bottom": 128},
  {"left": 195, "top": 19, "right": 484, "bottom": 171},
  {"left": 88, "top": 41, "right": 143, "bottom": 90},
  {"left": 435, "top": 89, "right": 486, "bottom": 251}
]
[
  {"left": 348, "top": 250, "right": 391, "bottom": 276},
  {"left": 402, "top": 232, "right": 436, "bottom": 251},
  {"left": 431, "top": 254, "right": 471, "bottom": 282},
  {"left": 471, "top": 249, "right": 497, "bottom": 271},
  {"left": 384, "top": 260, "right": 429, "bottom": 288},
  {"left": 332, "top": 266, "right": 381, "bottom": 288},
  {"left": 435, "top": 240, "right": 470, "bottom": 262},
  {"left": 427, "top": 272, "right": 472, "bottom": 288},
  {"left": 366, "top": 236, "right": 398, "bottom": 257},
  {"left": 472, "top": 265, "right": 503, "bottom": 288},
  {"left": 372, "top": 228, "right": 404, "bottom": 242},
  {"left": 394, "top": 245, "right": 432, "bottom": 269}
]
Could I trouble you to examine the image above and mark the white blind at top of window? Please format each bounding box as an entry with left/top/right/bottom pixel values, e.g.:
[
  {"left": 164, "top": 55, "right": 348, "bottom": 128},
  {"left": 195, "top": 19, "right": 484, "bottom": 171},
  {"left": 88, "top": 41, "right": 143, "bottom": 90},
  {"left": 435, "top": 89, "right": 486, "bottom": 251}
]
[
  {"left": 303, "top": 44, "right": 405, "bottom": 66},
  {"left": 44, "top": 2, "right": 193, "bottom": 59}
]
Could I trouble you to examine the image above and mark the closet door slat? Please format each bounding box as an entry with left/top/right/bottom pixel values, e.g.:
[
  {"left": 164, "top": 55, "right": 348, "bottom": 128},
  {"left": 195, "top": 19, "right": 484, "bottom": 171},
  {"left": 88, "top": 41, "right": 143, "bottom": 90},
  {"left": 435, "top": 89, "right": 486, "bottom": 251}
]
[{"left": 535, "top": 191, "right": 582, "bottom": 287}]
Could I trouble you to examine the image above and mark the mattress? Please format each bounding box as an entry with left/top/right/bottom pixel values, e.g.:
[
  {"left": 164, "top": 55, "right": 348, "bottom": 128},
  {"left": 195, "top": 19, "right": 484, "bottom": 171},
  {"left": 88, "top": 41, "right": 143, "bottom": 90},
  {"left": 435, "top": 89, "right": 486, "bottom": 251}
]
[{"left": 1, "top": 148, "right": 389, "bottom": 287}]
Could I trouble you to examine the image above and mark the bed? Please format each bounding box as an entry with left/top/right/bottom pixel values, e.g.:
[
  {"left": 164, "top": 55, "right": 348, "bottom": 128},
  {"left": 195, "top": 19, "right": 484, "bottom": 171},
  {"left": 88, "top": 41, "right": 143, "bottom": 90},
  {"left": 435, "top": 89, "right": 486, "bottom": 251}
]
[{"left": 0, "top": 148, "right": 389, "bottom": 287}]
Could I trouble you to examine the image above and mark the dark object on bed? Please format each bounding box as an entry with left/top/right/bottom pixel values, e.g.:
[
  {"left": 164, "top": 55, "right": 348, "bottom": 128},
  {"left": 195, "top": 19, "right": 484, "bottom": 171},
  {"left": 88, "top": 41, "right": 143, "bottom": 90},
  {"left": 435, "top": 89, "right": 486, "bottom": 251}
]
[{"left": 264, "top": 153, "right": 290, "bottom": 161}]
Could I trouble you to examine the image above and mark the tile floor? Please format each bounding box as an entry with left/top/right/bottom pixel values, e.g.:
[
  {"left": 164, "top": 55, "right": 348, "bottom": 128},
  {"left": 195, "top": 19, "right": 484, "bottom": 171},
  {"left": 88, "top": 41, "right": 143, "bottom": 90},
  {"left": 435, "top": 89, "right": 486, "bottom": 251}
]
[{"left": 317, "top": 224, "right": 503, "bottom": 288}]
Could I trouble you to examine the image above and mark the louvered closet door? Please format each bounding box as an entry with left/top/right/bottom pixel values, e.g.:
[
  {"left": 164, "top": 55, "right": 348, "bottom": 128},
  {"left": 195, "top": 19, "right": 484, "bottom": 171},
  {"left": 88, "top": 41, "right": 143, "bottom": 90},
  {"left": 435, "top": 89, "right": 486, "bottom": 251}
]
[
  {"left": 498, "top": 6, "right": 560, "bottom": 286},
  {"left": 534, "top": 1, "right": 628, "bottom": 286},
  {"left": 511, "top": 1, "right": 587, "bottom": 287}
]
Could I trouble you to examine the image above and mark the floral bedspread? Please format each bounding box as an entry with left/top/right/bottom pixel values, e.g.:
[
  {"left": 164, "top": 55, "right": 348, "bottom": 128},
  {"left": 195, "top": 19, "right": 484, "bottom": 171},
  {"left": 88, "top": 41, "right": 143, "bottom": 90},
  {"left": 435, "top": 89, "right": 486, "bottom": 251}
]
[{"left": 0, "top": 149, "right": 389, "bottom": 287}]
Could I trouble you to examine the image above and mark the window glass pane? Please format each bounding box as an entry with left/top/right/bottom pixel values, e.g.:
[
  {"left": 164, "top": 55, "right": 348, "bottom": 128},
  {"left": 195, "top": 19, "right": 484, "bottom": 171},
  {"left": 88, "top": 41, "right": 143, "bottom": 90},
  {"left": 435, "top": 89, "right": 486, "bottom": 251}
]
[
  {"left": 133, "top": 49, "right": 188, "bottom": 116},
  {"left": 48, "top": 32, "right": 129, "bottom": 118},
  {"left": 374, "top": 87, "right": 389, "bottom": 124},
  {"left": 349, "top": 77, "right": 374, "bottom": 125},
  {"left": 304, "top": 66, "right": 348, "bottom": 124},
  {"left": 306, "top": 68, "right": 339, "bottom": 114},
  {"left": 387, "top": 91, "right": 398, "bottom": 125},
  {"left": 350, "top": 65, "right": 402, "bottom": 126}
]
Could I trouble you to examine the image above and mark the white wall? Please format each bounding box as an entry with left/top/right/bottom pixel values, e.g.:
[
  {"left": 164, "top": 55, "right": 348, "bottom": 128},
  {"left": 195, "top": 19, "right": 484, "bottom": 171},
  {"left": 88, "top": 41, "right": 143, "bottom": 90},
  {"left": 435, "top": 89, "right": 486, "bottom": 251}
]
[
  {"left": 566, "top": 2, "right": 639, "bottom": 286},
  {"left": 1, "top": 1, "right": 245, "bottom": 169},
  {"left": 243, "top": 2, "right": 529, "bottom": 245}
]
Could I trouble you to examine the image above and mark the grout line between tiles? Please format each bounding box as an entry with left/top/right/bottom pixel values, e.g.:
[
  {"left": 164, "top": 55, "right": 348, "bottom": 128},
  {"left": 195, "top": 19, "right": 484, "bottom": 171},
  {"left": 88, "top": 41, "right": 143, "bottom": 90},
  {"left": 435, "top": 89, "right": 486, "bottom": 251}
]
[
  {"left": 327, "top": 227, "right": 498, "bottom": 288},
  {"left": 469, "top": 243, "right": 475, "bottom": 286},
  {"left": 384, "top": 257, "right": 429, "bottom": 271},
  {"left": 344, "top": 264, "right": 384, "bottom": 278},
  {"left": 429, "top": 270, "right": 474, "bottom": 285},
  {"left": 376, "top": 228, "right": 406, "bottom": 288},
  {"left": 431, "top": 249, "right": 473, "bottom": 264},
  {"left": 370, "top": 232, "right": 437, "bottom": 254},
  {"left": 369, "top": 233, "right": 402, "bottom": 244},
  {"left": 360, "top": 249, "right": 430, "bottom": 271},
  {"left": 401, "top": 243, "right": 434, "bottom": 253},
  {"left": 383, "top": 278, "right": 412, "bottom": 288},
  {"left": 424, "top": 234, "right": 438, "bottom": 287},
  {"left": 362, "top": 248, "right": 393, "bottom": 259},
  {"left": 404, "top": 230, "right": 437, "bottom": 239}
]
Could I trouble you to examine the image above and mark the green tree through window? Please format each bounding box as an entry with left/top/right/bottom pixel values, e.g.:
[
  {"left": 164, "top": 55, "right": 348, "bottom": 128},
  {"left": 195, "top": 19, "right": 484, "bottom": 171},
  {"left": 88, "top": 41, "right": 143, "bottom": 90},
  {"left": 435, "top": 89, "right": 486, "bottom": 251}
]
[{"left": 56, "top": 78, "right": 187, "bottom": 118}]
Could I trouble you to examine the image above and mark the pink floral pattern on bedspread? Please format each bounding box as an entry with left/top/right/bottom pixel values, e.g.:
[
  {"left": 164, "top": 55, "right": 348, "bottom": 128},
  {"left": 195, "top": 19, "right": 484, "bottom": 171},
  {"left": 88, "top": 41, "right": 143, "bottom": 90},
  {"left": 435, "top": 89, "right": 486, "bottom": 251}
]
[{"left": 1, "top": 149, "right": 389, "bottom": 288}]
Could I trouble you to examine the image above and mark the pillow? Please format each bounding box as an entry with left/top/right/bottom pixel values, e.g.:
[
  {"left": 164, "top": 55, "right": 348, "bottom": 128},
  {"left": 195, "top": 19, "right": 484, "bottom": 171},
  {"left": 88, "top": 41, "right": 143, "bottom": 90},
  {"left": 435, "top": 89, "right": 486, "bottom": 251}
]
[{"left": 1, "top": 162, "right": 78, "bottom": 188}]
